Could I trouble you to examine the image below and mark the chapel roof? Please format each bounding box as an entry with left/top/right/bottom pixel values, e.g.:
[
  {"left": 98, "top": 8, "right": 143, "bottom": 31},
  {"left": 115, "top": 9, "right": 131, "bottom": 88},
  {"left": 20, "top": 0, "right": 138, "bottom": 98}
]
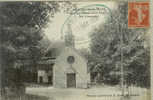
[{"left": 45, "top": 41, "right": 87, "bottom": 61}]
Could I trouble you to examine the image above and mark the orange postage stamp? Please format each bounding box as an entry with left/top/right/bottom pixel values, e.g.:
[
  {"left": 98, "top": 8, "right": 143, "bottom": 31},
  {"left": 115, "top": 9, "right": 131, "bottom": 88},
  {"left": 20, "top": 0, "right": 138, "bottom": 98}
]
[{"left": 128, "top": 2, "right": 149, "bottom": 28}]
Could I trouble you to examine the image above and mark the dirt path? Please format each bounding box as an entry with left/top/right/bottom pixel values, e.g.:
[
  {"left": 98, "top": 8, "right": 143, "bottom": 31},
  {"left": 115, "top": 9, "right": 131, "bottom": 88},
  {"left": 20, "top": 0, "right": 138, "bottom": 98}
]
[{"left": 26, "top": 86, "right": 150, "bottom": 100}]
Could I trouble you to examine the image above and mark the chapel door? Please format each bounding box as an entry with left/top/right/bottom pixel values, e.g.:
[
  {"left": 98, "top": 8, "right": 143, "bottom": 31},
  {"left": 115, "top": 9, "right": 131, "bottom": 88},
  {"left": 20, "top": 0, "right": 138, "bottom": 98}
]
[{"left": 67, "top": 73, "right": 76, "bottom": 88}]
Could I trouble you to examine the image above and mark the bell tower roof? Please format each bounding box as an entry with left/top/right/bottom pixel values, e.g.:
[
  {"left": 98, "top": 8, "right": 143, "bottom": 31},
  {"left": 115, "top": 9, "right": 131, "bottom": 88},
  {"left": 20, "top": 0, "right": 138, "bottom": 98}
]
[{"left": 64, "top": 23, "right": 75, "bottom": 48}]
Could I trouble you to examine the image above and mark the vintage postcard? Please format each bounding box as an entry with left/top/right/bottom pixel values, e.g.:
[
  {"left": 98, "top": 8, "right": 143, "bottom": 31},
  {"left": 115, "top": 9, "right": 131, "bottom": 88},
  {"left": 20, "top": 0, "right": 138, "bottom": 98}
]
[{"left": 0, "top": 0, "right": 152, "bottom": 100}]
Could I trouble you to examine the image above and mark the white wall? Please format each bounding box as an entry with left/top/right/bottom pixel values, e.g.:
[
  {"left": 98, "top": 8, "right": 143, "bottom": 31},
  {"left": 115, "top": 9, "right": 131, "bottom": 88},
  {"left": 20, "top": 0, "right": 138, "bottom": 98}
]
[
  {"left": 53, "top": 47, "right": 90, "bottom": 88},
  {"left": 38, "top": 70, "right": 48, "bottom": 83}
]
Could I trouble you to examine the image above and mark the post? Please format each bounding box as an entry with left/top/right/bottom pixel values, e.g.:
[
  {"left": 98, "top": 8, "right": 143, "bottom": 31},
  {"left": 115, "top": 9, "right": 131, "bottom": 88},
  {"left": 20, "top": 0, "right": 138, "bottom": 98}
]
[{"left": 119, "top": 23, "right": 124, "bottom": 98}]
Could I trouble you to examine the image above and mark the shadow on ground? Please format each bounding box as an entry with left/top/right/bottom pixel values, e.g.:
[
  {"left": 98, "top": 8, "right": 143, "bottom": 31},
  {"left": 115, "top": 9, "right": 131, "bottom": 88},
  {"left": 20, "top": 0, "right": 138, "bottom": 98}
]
[
  {"left": 25, "top": 94, "right": 49, "bottom": 100},
  {"left": 3, "top": 94, "right": 49, "bottom": 100}
]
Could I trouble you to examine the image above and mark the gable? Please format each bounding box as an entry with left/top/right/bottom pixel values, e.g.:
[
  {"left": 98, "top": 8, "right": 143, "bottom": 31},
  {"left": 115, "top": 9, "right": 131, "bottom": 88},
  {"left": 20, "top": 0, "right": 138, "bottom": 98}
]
[{"left": 56, "top": 47, "right": 87, "bottom": 64}]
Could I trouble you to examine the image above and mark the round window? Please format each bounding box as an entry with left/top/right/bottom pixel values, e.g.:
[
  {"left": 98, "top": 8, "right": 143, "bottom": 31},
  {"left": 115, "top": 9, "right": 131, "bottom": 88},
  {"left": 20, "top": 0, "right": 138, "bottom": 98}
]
[{"left": 67, "top": 56, "right": 75, "bottom": 64}]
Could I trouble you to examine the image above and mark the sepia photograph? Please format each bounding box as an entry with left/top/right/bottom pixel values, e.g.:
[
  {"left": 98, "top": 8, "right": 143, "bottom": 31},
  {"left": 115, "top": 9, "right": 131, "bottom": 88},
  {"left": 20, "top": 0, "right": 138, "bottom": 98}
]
[{"left": 0, "top": 1, "right": 151, "bottom": 100}]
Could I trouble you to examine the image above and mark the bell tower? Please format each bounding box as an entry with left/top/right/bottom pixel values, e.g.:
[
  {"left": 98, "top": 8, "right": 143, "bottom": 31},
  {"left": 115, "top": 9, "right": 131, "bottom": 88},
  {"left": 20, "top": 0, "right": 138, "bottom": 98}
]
[{"left": 64, "top": 23, "right": 75, "bottom": 48}]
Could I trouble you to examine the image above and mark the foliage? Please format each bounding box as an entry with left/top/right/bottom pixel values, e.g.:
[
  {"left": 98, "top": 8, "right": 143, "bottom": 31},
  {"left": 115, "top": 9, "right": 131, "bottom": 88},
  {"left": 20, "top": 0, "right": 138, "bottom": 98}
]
[
  {"left": 0, "top": 1, "right": 60, "bottom": 96},
  {"left": 89, "top": 2, "right": 150, "bottom": 87}
]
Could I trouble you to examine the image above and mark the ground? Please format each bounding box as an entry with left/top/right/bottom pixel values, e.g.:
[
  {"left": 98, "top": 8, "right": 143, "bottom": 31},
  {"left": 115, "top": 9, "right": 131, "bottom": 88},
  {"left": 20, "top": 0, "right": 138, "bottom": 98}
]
[{"left": 25, "top": 85, "right": 150, "bottom": 100}]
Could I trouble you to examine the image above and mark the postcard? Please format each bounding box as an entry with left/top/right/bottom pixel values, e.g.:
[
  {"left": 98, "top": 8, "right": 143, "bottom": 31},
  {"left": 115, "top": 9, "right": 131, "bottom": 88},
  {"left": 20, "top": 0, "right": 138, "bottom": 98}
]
[{"left": 0, "top": 0, "right": 152, "bottom": 100}]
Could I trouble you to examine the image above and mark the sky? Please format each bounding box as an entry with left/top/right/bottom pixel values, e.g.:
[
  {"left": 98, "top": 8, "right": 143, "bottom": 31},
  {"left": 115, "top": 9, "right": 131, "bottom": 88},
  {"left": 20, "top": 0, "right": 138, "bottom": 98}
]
[{"left": 44, "top": 1, "right": 116, "bottom": 49}]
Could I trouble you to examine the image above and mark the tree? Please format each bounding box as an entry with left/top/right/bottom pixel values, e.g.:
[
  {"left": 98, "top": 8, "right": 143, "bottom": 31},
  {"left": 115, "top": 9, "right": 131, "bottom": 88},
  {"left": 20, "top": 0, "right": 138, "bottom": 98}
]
[
  {"left": 89, "top": 2, "right": 150, "bottom": 87},
  {"left": 0, "top": 1, "right": 60, "bottom": 97}
]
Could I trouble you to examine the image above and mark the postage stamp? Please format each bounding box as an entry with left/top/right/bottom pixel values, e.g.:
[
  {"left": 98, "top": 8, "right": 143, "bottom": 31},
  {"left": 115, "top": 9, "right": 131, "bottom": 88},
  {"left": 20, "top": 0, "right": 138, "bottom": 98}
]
[{"left": 128, "top": 2, "right": 150, "bottom": 28}]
